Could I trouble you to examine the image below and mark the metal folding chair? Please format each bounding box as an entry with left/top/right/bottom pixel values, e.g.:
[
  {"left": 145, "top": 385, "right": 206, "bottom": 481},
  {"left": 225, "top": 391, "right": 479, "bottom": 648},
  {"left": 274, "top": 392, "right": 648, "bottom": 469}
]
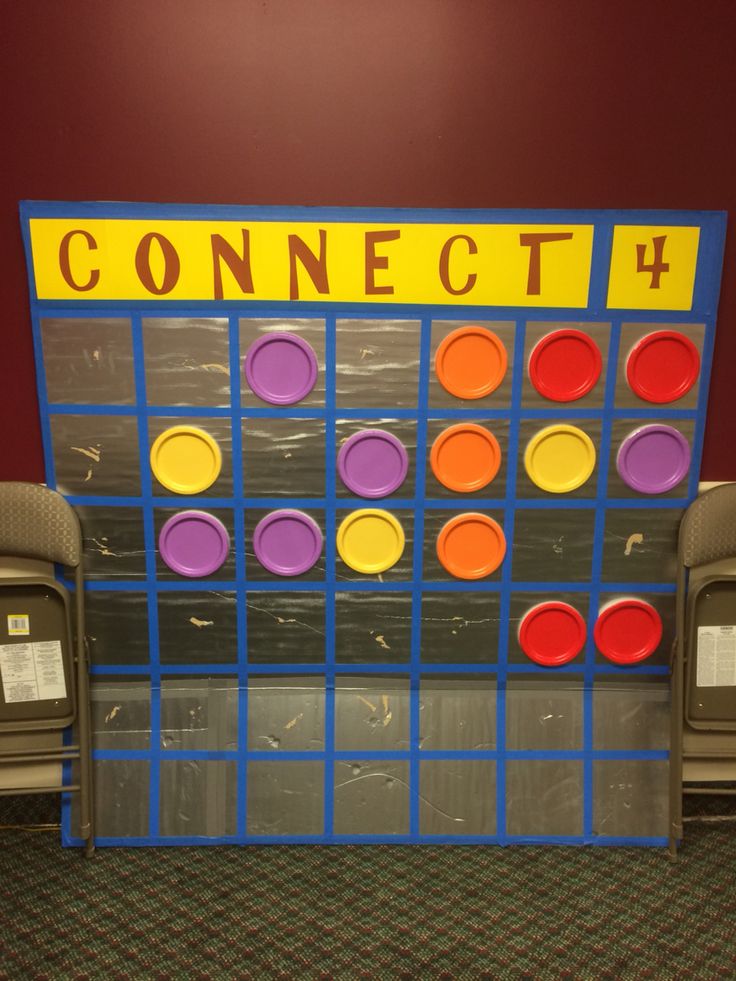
[
  {"left": 0, "top": 482, "right": 94, "bottom": 855},
  {"left": 670, "top": 482, "right": 736, "bottom": 857}
]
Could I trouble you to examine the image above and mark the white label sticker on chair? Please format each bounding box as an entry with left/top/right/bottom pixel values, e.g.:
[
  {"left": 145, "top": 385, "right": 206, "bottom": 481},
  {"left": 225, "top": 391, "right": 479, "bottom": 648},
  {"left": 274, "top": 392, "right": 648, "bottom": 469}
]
[
  {"left": 7, "top": 614, "right": 29, "bottom": 636},
  {"left": 697, "top": 626, "right": 736, "bottom": 687},
  {"left": 0, "top": 640, "right": 66, "bottom": 703}
]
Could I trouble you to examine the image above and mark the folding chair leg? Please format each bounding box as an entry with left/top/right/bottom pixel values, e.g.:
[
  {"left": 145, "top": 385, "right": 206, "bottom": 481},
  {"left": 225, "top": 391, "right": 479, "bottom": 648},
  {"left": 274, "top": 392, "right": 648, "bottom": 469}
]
[{"left": 76, "top": 580, "right": 95, "bottom": 857}]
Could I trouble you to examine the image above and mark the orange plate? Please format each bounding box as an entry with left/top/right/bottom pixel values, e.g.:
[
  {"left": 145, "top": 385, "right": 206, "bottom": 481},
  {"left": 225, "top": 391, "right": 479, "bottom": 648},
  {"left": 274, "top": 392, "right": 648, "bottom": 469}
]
[
  {"left": 436, "top": 513, "right": 506, "bottom": 580},
  {"left": 430, "top": 424, "right": 501, "bottom": 492},
  {"left": 435, "top": 326, "right": 508, "bottom": 399}
]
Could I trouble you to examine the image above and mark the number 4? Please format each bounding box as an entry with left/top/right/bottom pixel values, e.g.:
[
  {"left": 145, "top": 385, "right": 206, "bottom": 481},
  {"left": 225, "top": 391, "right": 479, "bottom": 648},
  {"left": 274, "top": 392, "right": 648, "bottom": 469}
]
[{"left": 636, "top": 234, "right": 669, "bottom": 289}]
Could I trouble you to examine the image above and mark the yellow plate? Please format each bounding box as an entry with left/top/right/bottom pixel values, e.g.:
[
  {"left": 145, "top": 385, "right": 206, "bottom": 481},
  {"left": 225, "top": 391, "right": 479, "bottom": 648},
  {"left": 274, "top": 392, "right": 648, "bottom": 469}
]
[
  {"left": 150, "top": 426, "right": 222, "bottom": 494},
  {"left": 336, "top": 509, "right": 405, "bottom": 574},
  {"left": 523, "top": 424, "right": 596, "bottom": 493}
]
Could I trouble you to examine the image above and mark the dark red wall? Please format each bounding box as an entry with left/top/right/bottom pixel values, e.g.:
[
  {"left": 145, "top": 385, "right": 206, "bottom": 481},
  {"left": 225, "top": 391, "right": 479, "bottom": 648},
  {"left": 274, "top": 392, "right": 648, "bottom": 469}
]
[{"left": 2, "top": 0, "right": 734, "bottom": 480}]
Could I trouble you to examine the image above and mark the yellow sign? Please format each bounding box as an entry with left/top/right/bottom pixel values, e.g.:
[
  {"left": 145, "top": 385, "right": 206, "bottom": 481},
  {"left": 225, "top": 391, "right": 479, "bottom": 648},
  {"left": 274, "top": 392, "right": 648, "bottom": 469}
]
[
  {"left": 29, "top": 218, "right": 594, "bottom": 307},
  {"left": 606, "top": 225, "right": 700, "bottom": 310},
  {"left": 28, "top": 217, "right": 702, "bottom": 310}
]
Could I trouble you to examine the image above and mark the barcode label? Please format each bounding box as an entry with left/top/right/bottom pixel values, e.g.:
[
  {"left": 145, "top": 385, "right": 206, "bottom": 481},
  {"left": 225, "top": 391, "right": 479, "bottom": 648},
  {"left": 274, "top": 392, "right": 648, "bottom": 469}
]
[{"left": 7, "top": 615, "right": 30, "bottom": 636}]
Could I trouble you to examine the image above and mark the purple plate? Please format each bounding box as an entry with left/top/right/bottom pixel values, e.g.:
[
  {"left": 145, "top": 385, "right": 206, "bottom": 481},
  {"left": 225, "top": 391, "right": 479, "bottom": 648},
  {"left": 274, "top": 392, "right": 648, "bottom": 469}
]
[
  {"left": 616, "top": 424, "right": 691, "bottom": 494},
  {"left": 244, "top": 332, "right": 318, "bottom": 405},
  {"left": 159, "top": 511, "right": 230, "bottom": 578},
  {"left": 337, "top": 429, "right": 409, "bottom": 498},
  {"left": 253, "top": 509, "right": 323, "bottom": 577}
]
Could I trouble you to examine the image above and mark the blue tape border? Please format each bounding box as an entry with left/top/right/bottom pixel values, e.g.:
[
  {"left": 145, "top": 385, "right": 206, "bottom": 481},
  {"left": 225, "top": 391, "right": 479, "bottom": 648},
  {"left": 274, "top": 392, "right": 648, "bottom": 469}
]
[{"left": 23, "top": 203, "right": 725, "bottom": 849}]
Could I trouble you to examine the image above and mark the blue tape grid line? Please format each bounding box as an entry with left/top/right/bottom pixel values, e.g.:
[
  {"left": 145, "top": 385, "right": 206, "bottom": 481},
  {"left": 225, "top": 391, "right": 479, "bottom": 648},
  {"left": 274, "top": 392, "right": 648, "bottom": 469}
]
[
  {"left": 129, "top": 312, "right": 161, "bottom": 838},
  {"left": 323, "top": 313, "right": 337, "bottom": 836},
  {"left": 90, "top": 662, "right": 671, "bottom": 677},
  {"left": 584, "top": 317, "right": 622, "bottom": 835},
  {"left": 495, "top": 316, "right": 527, "bottom": 843},
  {"left": 580, "top": 217, "right": 614, "bottom": 838},
  {"left": 409, "top": 317, "right": 431, "bottom": 834},
  {"left": 71, "top": 577, "right": 678, "bottom": 594},
  {"left": 228, "top": 314, "right": 249, "bottom": 839},
  {"left": 23, "top": 205, "right": 726, "bottom": 849},
  {"left": 91, "top": 748, "right": 669, "bottom": 762},
  {"left": 64, "top": 833, "right": 670, "bottom": 848},
  {"left": 61, "top": 494, "right": 695, "bottom": 511},
  {"left": 46, "top": 400, "right": 701, "bottom": 422}
]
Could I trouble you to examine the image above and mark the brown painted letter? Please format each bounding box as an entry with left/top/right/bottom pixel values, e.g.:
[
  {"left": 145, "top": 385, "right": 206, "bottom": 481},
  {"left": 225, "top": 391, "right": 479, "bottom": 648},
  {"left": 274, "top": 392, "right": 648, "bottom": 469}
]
[
  {"left": 211, "top": 230, "right": 254, "bottom": 300},
  {"left": 59, "top": 230, "right": 100, "bottom": 292},
  {"left": 135, "top": 232, "right": 181, "bottom": 295},
  {"left": 519, "top": 232, "right": 574, "bottom": 295},
  {"left": 635, "top": 235, "right": 669, "bottom": 289},
  {"left": 365, "top": 230, "right": 400, "bottom": 295},
  {"left": 439, "top": 235, "right": 478, "bottom": 295},
  {"left": 288, "top": 230, "right": 329, "bottom": 300}
]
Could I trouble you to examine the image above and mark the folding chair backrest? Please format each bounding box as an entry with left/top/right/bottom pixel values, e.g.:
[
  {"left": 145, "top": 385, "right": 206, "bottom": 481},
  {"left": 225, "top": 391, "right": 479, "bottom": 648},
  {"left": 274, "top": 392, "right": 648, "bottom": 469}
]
[
  {"left": 0, "top": 483, "right": 95, "bottom": 853},
  {"left": 679, "top": 483, "right": 736, "bottom": 569},
  {"left": 0, "top": 482, "right": 81, "bottom": 568}
]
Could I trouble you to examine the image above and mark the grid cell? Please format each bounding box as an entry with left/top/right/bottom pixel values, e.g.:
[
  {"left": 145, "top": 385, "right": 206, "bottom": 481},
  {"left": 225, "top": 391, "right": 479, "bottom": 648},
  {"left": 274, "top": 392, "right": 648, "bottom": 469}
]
[{"left": 420, "top": 759, "right": 496, "bottom": 835}]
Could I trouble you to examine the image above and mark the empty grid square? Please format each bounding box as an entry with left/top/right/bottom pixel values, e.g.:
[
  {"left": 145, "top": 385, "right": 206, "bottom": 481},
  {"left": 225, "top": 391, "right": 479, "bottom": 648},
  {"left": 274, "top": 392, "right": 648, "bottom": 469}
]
[
  {"left": 512, "top": 508, "right": 595, "bottom": 583},
  {"left": 420, "top": 675, "right": 496, "bottom": 751},
  {"left": 85, "top": 590, "right": 149, "bottom": 666},
  {"left": 41, "top": 317, "right": 135, "bottom": 404},
  {"left": 335, "top": 591, "right": 412, "bottom": 664},
  {"left": 420, "top": 591, "right": 500, "bottom": 665},
  {"left": 506, "top": 760, "right": 584, "bottom": 837},
  {"left": 83, "top": 760, "right": 149, "bottom": 838},
  {"left": 336, "top": 319, "right": 420, "bottom": 408},
  {"left": 76, "top": 505, "right": 147, "bottom": 579},
  {"left": 593, "top": 760, "right": 669, "bottom": 838},
  {"left": 160, "top": 677, "right": 238, "bottom": 752},
  {"left": 158, "top": 590, "right": 238, "bottom": 665},
  {"left": 247, "top": 676, "right": 325, "bottom": 752},
  {"left": 334, "top": 675, "right": 410, "bottom": 751},
  {"left": 601, "top": 507, "right": 682, "bottom": 583},
  {"left": 246, "top": 591, "right": 325, "bottom": 664},
  {"left": 593, "top": 680, "right": 669, "bottom": 750},
  {"left": 91, "top": 679, "right": 151, "bottom": 750},
  {"left": 51, "top": 414, "right": 141, "bottom": 496},
  {"left": 333, "top": 760, "right": 410, "bottom": 835},
  {"left": 505, "top": 680, "right": 583, "bottom": 750},
  {"left": 247, "top": 761, "right": 324, "bottom": 836},
  {"left": 159, "top": 760, "right": 237, "bottom": 838},
  {"left": 419, "top": 760, "right": 496, "bottom": 836},
  {"left": 143, "top": 317, "right": 230, "bottom": 407},
  {"left": 243, "top": 418, "right": 325, "bottom": 498}
]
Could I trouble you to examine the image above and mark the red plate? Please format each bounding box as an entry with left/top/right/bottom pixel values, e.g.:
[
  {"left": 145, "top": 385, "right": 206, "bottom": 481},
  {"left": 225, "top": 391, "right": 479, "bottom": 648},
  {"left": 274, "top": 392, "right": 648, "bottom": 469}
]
[
  {"left": 626, "top": 330, "right": 700, "bottom": 404},
  {"left": 528, "top": 329, "right": 602, "bottom": 402},
  {"left": 594, "top": 599, "right": 663, "bottom": 665},
  {"left": 518, "top": 601, "right": 587, "bottom": 667}
]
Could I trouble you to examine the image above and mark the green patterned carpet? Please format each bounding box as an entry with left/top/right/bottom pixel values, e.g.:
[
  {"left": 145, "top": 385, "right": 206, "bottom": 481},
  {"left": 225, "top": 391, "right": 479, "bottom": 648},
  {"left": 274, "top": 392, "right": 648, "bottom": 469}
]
[{"left": 0, "top": 800, "right": 735, "bottom": 979}]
